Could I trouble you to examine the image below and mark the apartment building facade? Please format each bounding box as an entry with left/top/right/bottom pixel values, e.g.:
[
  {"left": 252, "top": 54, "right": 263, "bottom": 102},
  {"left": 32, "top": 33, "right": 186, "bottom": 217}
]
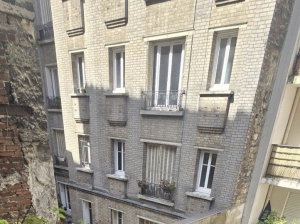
[{"left": 46, "top": 0, "right": 296, "bottom": 223}]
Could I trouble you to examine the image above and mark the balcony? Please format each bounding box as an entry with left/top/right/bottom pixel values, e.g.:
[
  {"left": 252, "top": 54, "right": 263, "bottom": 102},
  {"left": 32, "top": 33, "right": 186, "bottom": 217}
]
[
  {"left": 35, "top": 22, "right": 54, "bottom": 42},
  {"left": 266, "top": 144, "right": 300, "bottom": 180},
  {"left": 47, "top": 97, "right": 61, "bottom": 109},
  {"left": 140, "top": 91, "right": 185, "bottom": 116},
  {"left": 54, "top": 155, "right": 68, "bottom": 167}
]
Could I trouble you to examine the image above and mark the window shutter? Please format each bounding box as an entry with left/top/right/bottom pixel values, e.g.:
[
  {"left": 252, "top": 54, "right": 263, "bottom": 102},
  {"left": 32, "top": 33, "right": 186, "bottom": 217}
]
[{"left": 283, "top": 193, "right": 300, "bottom": 223}]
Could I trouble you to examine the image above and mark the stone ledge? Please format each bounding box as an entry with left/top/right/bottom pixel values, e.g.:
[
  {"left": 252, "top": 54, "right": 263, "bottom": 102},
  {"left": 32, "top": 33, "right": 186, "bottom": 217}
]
[
  {"left": 70, "top": 93, "right": 90, "bottom": 98},
  {"left": 106, "top": 174, "right": 128, "bottom": 181},
  {"left": 54, "top": 165, "right": 69, "bottom": 171},
  {"left": 199, "top": 90, "right": 234, "bottom": 97},
  {"left": 140, "top": 110, "right": 184, "bottom": 117},
  {"left": 47, "top": 109, "right": 62, "bottom": 113},
  {"left": 75, "top": 167, "right": 94, "bottom": 174},
  {"left": 38, "top": 38, "right": 54, "bottom": 45},
  {"left": 104, "top": 93, "right": 129, "bottom": 97},
  {"left": 185, "top": 192, "right": 214, "bottom": 201},
  {"left": 138, "top": 194, "right": 174, "bottom": 207}
]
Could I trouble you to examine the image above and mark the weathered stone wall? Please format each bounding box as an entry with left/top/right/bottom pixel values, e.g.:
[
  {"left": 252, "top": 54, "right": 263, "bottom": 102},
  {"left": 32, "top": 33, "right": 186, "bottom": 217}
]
[
  {"left": 0, "top": 0, "right": 57, "bottom": 222},
  {"left": 232, "top": 0, "right": 295, "bottom": 206}
]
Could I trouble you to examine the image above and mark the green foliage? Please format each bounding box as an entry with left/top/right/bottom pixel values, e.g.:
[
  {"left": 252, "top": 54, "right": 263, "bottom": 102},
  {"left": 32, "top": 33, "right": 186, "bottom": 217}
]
[
  {"left": 0, "top": 220, "right": 9, "bottom": 224},
  {"left": 77, "top": 219, "right": 88, "bottom": 224},
  {"left": 52, "top": 207, "right": 65, "bottom": 220},
  {"left": 24, "top": 214, "right": 48, "bottom": 224},
  {"left": 257, "top": 211, "right": 286, "bottom": 224}
]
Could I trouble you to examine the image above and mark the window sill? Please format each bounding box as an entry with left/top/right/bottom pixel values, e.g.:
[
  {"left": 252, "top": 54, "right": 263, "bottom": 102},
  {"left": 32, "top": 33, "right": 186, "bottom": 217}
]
[
  {"left": 75, "top": 167, "right": 94, "bottom": 174},
  {"left": 104, "top": 93, "right": 129, "bottom": 97},
  {"left": 138, "top": 194, "right": 174, "bottom": 207},
  {"left": 70, "top": 93, "right": 90, "bottom": 98},
  {"left": 140, "top": 110, "right": 184, "bottom": 117},
  {"left": 200, "top": 90, "right": 234, "bottom": 97},
  {"left": 185, "top": 192, "right": 214, "bottom": 201},
  {"left": 106, "top": 174, "right": 128, "bottom": 181},
  {"left": 47, "top": 109, "right": 62, "bottom": 113}
]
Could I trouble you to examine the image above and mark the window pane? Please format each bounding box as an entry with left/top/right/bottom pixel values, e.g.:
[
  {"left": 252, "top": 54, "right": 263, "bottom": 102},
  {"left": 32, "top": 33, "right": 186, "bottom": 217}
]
[
  {"left": 51, "top": 69, "right": 60, "bottom": 97},
  {"left": 215, "top": 38, "right": 227, "bottom": 84},
  {"left": 200, "top": 165, "right": 207, "bottom": 187},
  {"left": 117, "top": 142, "right": 122, "bottom": 171},
  {"left": 169, "top": 44, "right": 182, "bottom": 106},
  {"left": 118, "top": 212, "right": 122, "bottom": 224},
  {"left": 123, "top": 52, "right": 125, "bottom": 88},
  {"left": 207, "top": 166, "right": 215, "bottom": 189},
  {"left": 211, "top": 153, "right": 217, "bottom": 166},
  {"left": 66, "top": 186, "right": 71, "bottom": 209},
  {"left": 89, "top": 202, "right": 92, "bottom": 224},
  {"left": 158, "top": 46, "right": 170, "bottom": 105},
  {"left": 84, "top": 146, "right": 89, "bottom": 163},
  {"left": 116, "top": 53, "right": 121, "bottom": 88},
  {"left": 78, "top": 57, "right": 84, "bottom": 88},
  {"left": 152, "top": 46, "right": 158, "bottom": 107},
  {"left": 224, "top": 37, "right": 237, "bottom": 84},
  {"left": 203, "top": 152, "right": 210, "bottom": 164}
]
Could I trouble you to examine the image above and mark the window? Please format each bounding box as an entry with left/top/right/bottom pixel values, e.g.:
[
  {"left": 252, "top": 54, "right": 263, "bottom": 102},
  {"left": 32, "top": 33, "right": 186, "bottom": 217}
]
[
  {"left": 82, "top": 200, "right": 92, "bottom": 224},
  {"left": 54, "top": 130, "right": 66, "bottom": 158},
  {"left": 111, "top": 209, "right": 123, "bottom": 224},
  {"left": 139, "top": 218, "right": 163, "bottom": 224},
  {"left": 196, "top": 151, "right": 217, "bottom": 196},
  {"left": 46, "top": 67, "right": 60, "bottom": 97},
  {"left": 146, "top": 144, "right": 176, "bottom": 184},
  {"left": 74, "top": 53, "right": 85, "bottom": 92},
  {"left": 114, "top": 140, "right": 125, "bottom": 177},
  {"left": 58, "top": 183, "right": 71, "bottom": 211},
  {"left": 113, "top": 48, "right": 125, "bottom": 93},
  {"left": 151, "top": 40, "right": 184, "bottom": 108},
  {"left": 211, "top": 32, "right": 237, "bottom": 90},
  {"left": 79, "top": 135, "right": 91, "bottom": 168}
]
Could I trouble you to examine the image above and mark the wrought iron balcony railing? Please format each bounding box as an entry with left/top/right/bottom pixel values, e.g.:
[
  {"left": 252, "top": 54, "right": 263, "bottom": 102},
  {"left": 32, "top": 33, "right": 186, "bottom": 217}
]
[
  {"left": 47, "top": 96, "right": 61, "bottom": 109},
  {"left": 35, "top": 22, "right": 54, "bottom": 41},
  {"left": 266, "top": 144, "right": 300, "bottom": 180},
  {"left": 142, "top": 90, "right": 184, "bottom": 111},
  {"left": 138, "top": 182, "right": 174, "bottom": 201}
]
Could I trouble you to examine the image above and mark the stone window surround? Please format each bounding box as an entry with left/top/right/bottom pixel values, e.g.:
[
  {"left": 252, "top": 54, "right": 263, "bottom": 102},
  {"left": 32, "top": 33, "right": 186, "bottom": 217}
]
[
  {"left": 77, "top": 133, "right": 91, "bottom": 169},
  {"left": 112, "top": 47, "right": 126, "bottom": 93},
  {"left": 111, "top": 208, "right": 125, "bottom": 224},
  {"left": 69, "top": 48, "right": 86, "bottom": 93},
  {"left": 113, "top": 139, "right": 125, "bottom": 178},
  {"left": 137, "top": 215, "right": 166, "bottom": 224},
  {"left": 58, "top": 182, "right": 71, "bottom": 212},
  {"left": 82, "top": 199, "right": 92, "bottom": 224}
]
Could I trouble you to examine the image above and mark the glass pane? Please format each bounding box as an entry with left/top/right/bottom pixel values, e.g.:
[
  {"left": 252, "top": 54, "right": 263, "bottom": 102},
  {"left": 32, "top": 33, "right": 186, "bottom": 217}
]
[
  {"left": 84, "top": 146, "right": 89, "bottom": 163},
  {"left": 123, "top": 52, "right": 125, "bottom": 88},
  {"left": 215, "top": 38, "right": 227, "bottom": 84},
  {"left": 169, "top": 44, "right": 182, "bottom": 106},
  {"left": 78, "top": 57, "right": 84, "bottom": 88},
  {"left": 52, "top": 69, "right": 60, "bottom": 97},
  {"left": 118, "top": 212, "right": 122, "bottom": 224},
  {"left": 66, "top": 187, "right": 71, "bottom": 209},
  {"left": 203, "top": 152, "right": 209, "bottom": 164},
  {"left": 200, "top": 165, "right": 207, "bottom": 187},
  {"left": 89, "top": 203, "right": 92, "bottom": 224},
  {"left": 116, "top": 53, "right": 121, "bottom": 88},
  {"left": 118, "top": 142, "right": 122, "bottom": 170},
  {"left": 152, "top": 46, "right": 157, "bottom": 107},
  {"left": 224, "top": 37, "right": 237, "bottom": 84},
  {"left": 207, "top": 167, "right": 215, "bottom": 189},
  {"left": 158, "top": 46, "right": 170, "bottom": 106},
  {"left": 211, "top": 153, "right": 217, "bottom": 166}
]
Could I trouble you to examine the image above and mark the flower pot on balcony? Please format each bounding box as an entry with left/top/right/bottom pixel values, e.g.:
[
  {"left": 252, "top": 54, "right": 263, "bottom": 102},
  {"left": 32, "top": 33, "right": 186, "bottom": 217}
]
[{"left": 57, "top": 156, "right": 65, "bottom": 162}]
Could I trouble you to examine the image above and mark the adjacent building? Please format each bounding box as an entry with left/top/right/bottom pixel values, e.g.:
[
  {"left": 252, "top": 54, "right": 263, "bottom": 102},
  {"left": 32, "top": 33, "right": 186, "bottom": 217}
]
[{"left": 40, "top": 0, "right": 300, "bottom": 223}]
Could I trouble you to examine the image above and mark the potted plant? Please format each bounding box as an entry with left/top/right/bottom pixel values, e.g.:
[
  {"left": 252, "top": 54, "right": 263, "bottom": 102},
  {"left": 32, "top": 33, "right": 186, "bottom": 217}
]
[
  {"left": 160, "top": 179, "right": 175, "bottom": 193},
  {"left": 137, "top": 179, "right": 148, "bottom": 188},
  {"left": 51, "top": 97, "right": 61, "bottom": 109}
]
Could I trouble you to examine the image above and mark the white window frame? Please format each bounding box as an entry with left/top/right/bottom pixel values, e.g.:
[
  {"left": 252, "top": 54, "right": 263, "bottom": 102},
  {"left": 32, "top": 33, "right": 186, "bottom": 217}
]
[
  {"left": 210, "top": 32, "right": 238, "bottom": 91},
  {"left": 111, "top": 209, "right": 123, "bottom": 224},
  {"left": 152, "top": 39, "right": 185, "bottom": 108},
  {"left": 76, "top": 53, "right": 86, "bottom": 89},
  {"left": 196, "top": 151, "right": 217, "bottom": 196},
  {"left": 113, "top": 48, "right": 125, "bottom": 93},
  {"left": 79, "top": 135, "right": 91, "bottom": 168},
  {"left": 82, "top": 200, "right": 92, "bottom": 224},
  {"left": 46, "top": 66, "right": 60, "bottom": 98},
  {"left": 58, "top": 183, "right": 71, "bottom": 212},
  {"left": 114, "top": 140, "right": 125, "bottom": 177}
]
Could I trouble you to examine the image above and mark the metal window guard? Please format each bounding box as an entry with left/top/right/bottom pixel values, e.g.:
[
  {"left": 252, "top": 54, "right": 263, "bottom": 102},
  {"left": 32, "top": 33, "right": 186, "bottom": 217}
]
[
  {"left": 138, "top": 182, "right": 175, "bottom": 201},
  {"left": 35, "top": 22, "right": 54, "bottom": 41},
  {"left": 142, "top": 90, "right": 185, "bottom": 111},
  {"left": 47, "top": 96, "right": 61, "bottom": 109}
]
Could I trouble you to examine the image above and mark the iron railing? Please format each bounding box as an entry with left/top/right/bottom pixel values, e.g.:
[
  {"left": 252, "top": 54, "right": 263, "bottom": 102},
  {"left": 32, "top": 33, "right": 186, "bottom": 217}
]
[
  {"left": 47, "top": 96, "right": 61, "bottom": 109},
  {"left": 266, "top": 144, "right": 300, "bottom": 180},
  {"left": 35, "top": 22, "right": 54, "bottom": 41},
  {"left": 142, "top": 90, "right": 185, "bottom": 111},
  {"left": 139, "top": 182, "right": 174, "bottom": 201}
]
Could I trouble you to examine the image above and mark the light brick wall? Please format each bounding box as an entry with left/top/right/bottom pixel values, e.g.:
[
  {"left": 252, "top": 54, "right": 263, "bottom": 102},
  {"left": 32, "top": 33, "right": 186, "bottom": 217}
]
[{"left": 50, "top": 0, "right": 284, "bottom": 221}]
